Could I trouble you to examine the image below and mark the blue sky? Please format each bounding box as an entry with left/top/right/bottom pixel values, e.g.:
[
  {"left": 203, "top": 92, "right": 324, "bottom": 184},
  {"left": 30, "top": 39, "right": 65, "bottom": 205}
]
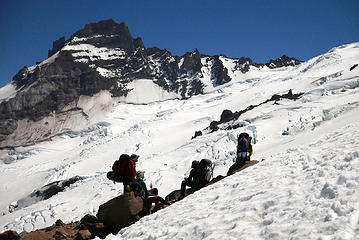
[{"left": 0, "top": 0, "right": 358, "bottom": 87}]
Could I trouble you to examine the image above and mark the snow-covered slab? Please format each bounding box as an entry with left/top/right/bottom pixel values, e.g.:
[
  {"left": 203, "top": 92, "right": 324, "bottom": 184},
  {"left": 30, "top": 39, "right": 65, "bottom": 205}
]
[
  {"left": 62, "top": 43, "right": 127, "bottom": 63},
  {"left": 0, "top": 83, "right": 17, "bottom": 103},
  {"left": 119, "top": 79, "right": 179, "bottom": 104}
]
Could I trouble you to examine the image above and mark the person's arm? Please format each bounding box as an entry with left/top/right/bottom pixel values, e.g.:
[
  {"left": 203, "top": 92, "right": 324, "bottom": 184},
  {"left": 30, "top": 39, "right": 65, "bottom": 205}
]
[
  {"left": 249, "top": 138, "right": 253, "bottom": 156},
  {"left": 188, "top": 168, "right": 196, "bottom": 181},
  {"left": 129, "top": 161, "right": 136, "bottom": 180},
  {"left": 140, "top": 180, "right": 155, "bottom": 197}
]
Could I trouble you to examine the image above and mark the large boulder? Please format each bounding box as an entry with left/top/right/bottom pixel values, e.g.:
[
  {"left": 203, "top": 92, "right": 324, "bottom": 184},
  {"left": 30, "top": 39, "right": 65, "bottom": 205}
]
[
  {"left": 0, "top": 231, "right": 20, "bottom": 240},
  {"left": 97, "top": 192, "right": 143, "bottom": 231},
  {"left": 165, "top": 188, "right": 198, "bottom": 203},
  {"left": 227, "top": 160, "right": 259, "bottom": 176}
]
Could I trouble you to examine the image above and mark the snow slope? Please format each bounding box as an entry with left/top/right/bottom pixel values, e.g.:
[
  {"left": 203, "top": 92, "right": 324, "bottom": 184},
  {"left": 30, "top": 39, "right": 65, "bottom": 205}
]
[
  {"left": 109, "top": 115, "right": 359, "bottom": 240},
  {"left": 0, "top": 43, "right": 358, "bottom": 239}
]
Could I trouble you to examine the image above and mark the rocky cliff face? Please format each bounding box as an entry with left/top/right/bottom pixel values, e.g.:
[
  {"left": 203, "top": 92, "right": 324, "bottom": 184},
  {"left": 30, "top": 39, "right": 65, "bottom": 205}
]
[
  {"left": 0, "top": 19, "right": 301, "bottom": 147},
  {"left": 266, "top": 55, "right": 302, "bottom": 69}
]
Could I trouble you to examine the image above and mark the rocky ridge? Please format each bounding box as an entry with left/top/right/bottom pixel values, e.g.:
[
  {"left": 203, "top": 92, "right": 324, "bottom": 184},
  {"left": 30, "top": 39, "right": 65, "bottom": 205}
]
[{"left": 0, "top": 19, "right": 301, "bottom": 147}]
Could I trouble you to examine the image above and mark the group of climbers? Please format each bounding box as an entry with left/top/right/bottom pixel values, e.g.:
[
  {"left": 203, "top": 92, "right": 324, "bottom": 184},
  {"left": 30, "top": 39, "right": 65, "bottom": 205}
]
[
  {"left": 180, "top": 132, "right": 253, "bottom": 196},
  {"left": 108, "top": 132, "right": 253, "bottom": 211},
  {"left": 108, "top": 153, "right": 170, "bottom": 213}
]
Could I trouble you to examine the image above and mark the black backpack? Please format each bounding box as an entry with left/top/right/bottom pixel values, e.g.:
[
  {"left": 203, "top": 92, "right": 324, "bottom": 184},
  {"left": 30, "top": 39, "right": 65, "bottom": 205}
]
[{"left": 196, "top": 159, "right": 214, "bottom": 184}]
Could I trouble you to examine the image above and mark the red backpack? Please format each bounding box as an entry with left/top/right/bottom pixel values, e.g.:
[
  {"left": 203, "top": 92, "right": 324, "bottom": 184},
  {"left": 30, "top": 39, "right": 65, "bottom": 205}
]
[{"left": 112, "top": 154, "right": 131, "bottom": 182}]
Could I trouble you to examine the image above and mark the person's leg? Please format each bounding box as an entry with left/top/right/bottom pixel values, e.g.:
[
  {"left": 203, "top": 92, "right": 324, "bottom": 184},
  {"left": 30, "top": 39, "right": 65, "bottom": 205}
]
[
  {"left": 157, "top": 196, "right": 171, "bottom": 205},
  {"left": 180, "top": 179, "right": 195, "bottom": 199},
  {"left": 149, "top": 188, "right": 158, "bottom": 195},
  {"left": 143, "top": 198, "right": 152, "bottom": 214},
  {"left": 236, "top": 157, "right": 246, "bottom": 168},
  {"left": 130, "top": 180, "right": 142, "bottom": 194},
  {"left": 180, "top": 180, "right": 187, "bottom": 197},
  {"left": 147, "top": 196, "right": 158, "bottom": 203}
]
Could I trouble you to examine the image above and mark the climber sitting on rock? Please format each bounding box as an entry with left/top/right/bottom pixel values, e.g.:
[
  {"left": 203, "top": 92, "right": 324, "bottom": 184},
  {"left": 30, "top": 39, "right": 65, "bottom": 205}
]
[
  {"left": 136, "top": 171, "right": 170, "bottom": 213},
  {"left": 179, "top": 159, "right": 213, "bottom": 199}
]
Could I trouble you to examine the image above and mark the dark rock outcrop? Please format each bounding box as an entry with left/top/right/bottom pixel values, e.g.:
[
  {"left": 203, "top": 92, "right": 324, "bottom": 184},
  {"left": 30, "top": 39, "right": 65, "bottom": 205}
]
[
  {"left": 77, "top": 214, "right": 110, "bottom": 239},
  {"left": 234, "top": 57, "right": 261, "bottom": 73},
  {"left": 33, "top": 176, "right": 83, "bottom": 200},
  {"left": 220, "top": 109, "right": 234, "bottom": 122},
  {"left": 350, "top": 64, "right": 358, "bottom": 71},
  {"left": 17, "top": 220, "right": 103, "bottom": 240},
  {"left": 211, "top": 55, "right": 231, "bottom": 86},
  {"left": 201, "top": 89, "right": 304, "bottom": 134},
  {"left": 55, "top": 219, "right": 64, "bottom": 227},
  {"left": 9, "top": 176, "right": 83, "bottom": 212},
  {"left": 48, "top": 36, "right": 66, "bottom": 58},
  {"left": 206, "top": 109, "right": 235, "bottom": 133},
  {"left": 192, "top": 130, "right": 203, "bottom": 139},
  {"left": 181, "top": 49, "right": 202, "bottom": 74},
  {"left": 266, "top": 55, "right": 302, "bottom": 69},
  {"left": 0, "top": 230, "right": 20, "bottom": 240}
]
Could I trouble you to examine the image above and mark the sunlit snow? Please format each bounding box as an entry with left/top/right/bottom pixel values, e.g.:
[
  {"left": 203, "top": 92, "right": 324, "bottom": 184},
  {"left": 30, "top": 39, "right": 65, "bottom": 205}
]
[
  {"left": 0, "top": 43, "right": 358, "bottom": 239},
  {"left": 0, "top": 83, "right": 17, "bottom": 103}
]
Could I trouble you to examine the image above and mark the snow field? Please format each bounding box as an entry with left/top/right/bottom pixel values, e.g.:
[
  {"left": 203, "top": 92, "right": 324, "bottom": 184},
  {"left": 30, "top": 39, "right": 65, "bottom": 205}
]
[
  {"left": 105, "top": 120, "right": 359, "bottom": 240},
  {"left": 0, "top": 83, "right": 17, "bottom": 103},
  {"left": 0, "top": 42, "right": 358, "bottom": 239}
]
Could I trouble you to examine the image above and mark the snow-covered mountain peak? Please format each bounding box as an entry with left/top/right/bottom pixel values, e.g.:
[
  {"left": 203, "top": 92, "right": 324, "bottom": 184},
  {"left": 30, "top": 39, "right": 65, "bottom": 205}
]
[{"left": 0, "top": 20, "right": 305, "bottom": 147}]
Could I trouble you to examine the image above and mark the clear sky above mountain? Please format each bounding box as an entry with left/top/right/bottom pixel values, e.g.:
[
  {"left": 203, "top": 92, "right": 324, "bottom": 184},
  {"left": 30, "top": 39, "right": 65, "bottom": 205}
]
[{"left": 0, "top": 0, "right": 358, "bottom": 87}]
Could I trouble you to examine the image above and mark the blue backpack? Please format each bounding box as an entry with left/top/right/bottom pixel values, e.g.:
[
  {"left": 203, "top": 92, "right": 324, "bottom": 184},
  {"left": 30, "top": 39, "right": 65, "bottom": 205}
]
[{"left": 238, "top": 137, "right": 249, "bottom": 152}]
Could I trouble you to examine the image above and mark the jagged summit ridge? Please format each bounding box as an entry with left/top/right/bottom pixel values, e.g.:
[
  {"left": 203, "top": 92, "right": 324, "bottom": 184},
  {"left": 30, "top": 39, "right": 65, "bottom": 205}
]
[
  {"left": 74, "top": 19, "right": 131, "bottom": 38},
  {"left": 48, "top": 20, "right": 143, "bottom": 58},
  {"left": 17, "top": 19, "right": 302, "bottom": 94}
]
